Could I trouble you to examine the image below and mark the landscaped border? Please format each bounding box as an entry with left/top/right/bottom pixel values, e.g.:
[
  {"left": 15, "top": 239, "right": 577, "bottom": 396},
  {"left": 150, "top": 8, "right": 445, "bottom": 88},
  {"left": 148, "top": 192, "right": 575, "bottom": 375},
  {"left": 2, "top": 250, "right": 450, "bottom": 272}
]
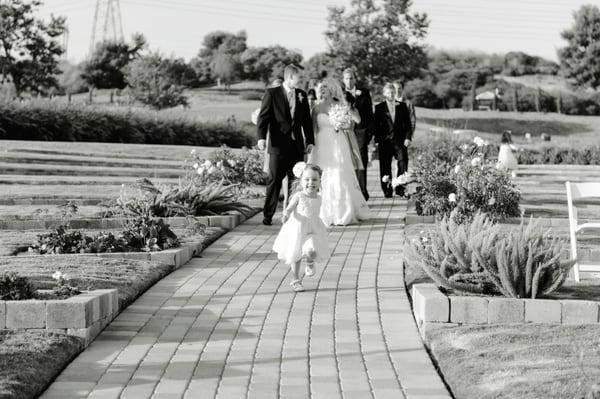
[{"left": 412, "top": 283, "right": 600, "bottom": 332}]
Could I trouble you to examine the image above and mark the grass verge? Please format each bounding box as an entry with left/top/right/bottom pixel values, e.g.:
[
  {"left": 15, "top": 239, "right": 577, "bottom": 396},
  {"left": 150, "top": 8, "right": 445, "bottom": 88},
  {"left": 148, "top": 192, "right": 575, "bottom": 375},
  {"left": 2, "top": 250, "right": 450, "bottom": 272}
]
[
  {"left": 0, "top": 330, "right": 84, "bottom": 399},
  {"left": 425, "top": 324, "right": 600, "bottom": 399}
]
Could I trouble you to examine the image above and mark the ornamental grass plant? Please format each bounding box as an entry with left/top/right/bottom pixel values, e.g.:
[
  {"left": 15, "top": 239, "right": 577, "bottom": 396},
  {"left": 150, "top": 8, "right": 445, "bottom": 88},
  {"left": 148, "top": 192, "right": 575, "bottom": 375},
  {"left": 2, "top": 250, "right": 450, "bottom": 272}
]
[{"left": 404, "top": 211, "right": 575, "bottom": 298}]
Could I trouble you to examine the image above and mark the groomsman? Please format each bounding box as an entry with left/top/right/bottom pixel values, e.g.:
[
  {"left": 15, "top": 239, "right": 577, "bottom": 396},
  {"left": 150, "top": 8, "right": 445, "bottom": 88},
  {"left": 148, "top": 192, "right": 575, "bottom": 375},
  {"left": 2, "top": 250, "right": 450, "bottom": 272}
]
[
  {"left": 343, "top": 68, "right": 374, "bottom": 201},
  {"left": 374, "top": 82, "right": 413, "bottom": 198}
]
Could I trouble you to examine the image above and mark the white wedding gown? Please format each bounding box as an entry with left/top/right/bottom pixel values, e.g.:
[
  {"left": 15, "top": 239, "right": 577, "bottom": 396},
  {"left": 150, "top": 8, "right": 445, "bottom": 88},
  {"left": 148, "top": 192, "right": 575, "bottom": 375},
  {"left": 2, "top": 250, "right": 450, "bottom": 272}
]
[{"left": 309, "top": 114, "right": 371, "bottom": 226}]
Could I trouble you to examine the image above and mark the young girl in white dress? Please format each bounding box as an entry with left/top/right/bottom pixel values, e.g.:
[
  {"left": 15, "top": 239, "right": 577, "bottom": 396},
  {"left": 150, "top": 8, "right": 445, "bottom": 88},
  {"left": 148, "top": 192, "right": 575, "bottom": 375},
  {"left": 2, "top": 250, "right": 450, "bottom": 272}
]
[
  {"left": 497, "top": 130, "right": 519, "bottom": 171},
  {"left": 273, "top": 162, "right": 330, "bottom": 292}
]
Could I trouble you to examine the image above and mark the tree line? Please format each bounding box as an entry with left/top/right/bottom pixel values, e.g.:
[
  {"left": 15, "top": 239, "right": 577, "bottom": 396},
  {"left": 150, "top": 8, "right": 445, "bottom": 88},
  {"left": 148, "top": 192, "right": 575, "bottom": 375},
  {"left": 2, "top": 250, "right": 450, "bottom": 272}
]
[{"left": 1, "top": 0, "right": 599, "bottom": 111}]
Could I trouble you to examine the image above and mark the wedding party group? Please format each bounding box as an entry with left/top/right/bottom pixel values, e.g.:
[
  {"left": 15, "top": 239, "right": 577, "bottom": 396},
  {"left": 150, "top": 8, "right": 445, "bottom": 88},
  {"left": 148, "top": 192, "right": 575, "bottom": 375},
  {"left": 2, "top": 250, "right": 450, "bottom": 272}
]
[{"left": 255, "top": 64, "right": 416, "bottom": 292}]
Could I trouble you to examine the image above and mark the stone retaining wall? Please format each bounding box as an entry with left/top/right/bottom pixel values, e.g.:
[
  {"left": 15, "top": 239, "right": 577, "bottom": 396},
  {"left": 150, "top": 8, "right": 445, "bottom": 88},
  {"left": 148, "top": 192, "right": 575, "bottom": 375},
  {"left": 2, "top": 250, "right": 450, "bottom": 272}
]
[
  {"left": 1, "top": 289, "right": 118, "bottom": 347},
  {"left": 412, "top": 283, "right": 600, "bottom": 333}
]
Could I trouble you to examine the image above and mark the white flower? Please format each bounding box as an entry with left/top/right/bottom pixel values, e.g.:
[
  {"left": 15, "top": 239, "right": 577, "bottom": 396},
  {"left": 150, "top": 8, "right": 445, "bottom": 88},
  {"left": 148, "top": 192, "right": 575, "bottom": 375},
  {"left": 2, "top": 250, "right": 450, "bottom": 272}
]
[
  {"left": 488, "top": 197, "right": 496, "bottom": 206},
  {"left": 525, "top": 133, "right": 531, "bottom": 140},
  {"left": 454, "top": 165, "right": 460, "bottom": 174},
  {"left": 203, "top": 160, "right": 212, "bottom": 168},
  {"left": 448, "top": 193, "right": 457, "bottom": 203},
  {"left": 190, "top": 149, "right": 196, "bottom": 155},
  {"left": 52, "top": 271, "right": 63, "bottom": 280},
  {"left": 461, "top": 144, "right": 469, "bottom": 151},
  {"left": 495, "top": 162, "right": 503, "bottom": 170},
  {"left": 511, "top": 171, "right": 517, "bottom": 178},
  {"left": 292, "top": 161, "right": 306, "bottom": 178},
  {"left": 62, "top": 273, "right": 70, "bottom": 281},
  {"left": 297, "top": 92, "right": 304, "bottom": 103},
  {"left": 216, "top": 161, "right": 223, "bottom": 169},
  {"left": 197, "top": 167, "right": 205, "bottom": 175},
  {"left": 208, "top": 166, "right": 217, "bottom": 174},
  {"left": 382, "top": 175, "right": 390, "bottom": 183},
  {"left": 228, "top": 159, "right": 236, "bottom": 167},
  {"left": 251, "top": 108, "right": 260, "bottom": 125},
  {"left": 470, "top": 157, "right": 481, "bottom": 167},
  {"left": 391, "top": 177, "right": 401, "bottom": 188},
  {"left": 192, "top": 163, "right": 199, "bottom": 169},
  {"left": 473, "top": 136, "right": 485, "bottom": 147},
  {"left": 328, "top": 103, "right": 353, "bottom": 131},
  {"left": 355, "top": 89, "right": 362, "bottom": 96},
  {"left": 483, "top": 140, "right": 490, "bottom": 146},
  {"left": 421, "top": 236, "right": 429, "bottom": 243}
]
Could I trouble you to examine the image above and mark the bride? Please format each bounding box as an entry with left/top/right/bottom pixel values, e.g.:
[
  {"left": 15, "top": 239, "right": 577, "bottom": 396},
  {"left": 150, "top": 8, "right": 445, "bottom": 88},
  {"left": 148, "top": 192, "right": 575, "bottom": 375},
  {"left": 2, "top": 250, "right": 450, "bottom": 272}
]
[{"left": 309, "top": 78, "right": 371, "bottom": 226}]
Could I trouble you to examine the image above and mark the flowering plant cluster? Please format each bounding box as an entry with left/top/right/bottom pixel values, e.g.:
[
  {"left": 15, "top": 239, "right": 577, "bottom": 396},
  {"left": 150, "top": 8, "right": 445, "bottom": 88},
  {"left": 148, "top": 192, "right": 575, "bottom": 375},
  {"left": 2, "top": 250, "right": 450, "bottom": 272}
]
[
  {"left": 412, "top": 136, "right": 521, "bottom": 222},
  {"left": 328, "top": 103, "right": 353, "bottom": 132},
  {"left": 186, "top": 145, "right": 267, "bottom": 196},
  {"left": 51, "top": 271, "right": 81, "bottom": 299}
]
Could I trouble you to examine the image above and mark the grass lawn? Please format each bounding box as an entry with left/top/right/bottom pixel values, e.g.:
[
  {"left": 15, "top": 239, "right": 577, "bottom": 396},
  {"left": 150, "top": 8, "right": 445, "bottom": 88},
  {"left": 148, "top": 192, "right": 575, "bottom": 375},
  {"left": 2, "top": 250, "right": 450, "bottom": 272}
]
[
  {"left": 0, "top": 330, "right": 83, "bottom": 399},
  {"left": 425, "top": 323, "right": 600, "bottom": 399}
]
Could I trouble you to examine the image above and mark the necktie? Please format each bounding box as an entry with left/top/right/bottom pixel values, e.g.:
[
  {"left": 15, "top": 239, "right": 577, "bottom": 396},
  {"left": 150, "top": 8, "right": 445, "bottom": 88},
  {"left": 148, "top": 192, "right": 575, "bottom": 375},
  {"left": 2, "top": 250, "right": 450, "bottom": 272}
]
[
  {"left": 287, "top": 89, "right": 296, "bottom": 140},
  {"left": 287, "top": 89, "right": 295, "bottom": 116},
  {"left": 388, "top": 102, "right": 395, "bottom": 122}
]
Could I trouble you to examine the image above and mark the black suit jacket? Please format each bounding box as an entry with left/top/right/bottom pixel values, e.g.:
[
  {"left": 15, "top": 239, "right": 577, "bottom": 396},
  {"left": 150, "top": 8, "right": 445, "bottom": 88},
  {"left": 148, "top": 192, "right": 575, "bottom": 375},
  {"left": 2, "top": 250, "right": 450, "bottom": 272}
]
[
  {"left": 344, "top": 88, "right": 374, "bottom": 144},
  {"left": 257, "top": 86, "right": 314, "bottom": 155},
  {"left": 374, "top": 101, "right": 412, "bottom": 146}
]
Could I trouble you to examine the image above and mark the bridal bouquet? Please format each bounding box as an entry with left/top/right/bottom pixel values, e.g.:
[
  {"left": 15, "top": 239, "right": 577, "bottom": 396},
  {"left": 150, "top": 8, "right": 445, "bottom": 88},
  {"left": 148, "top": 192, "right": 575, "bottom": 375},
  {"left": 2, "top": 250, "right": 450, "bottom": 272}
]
[{"left": 328, "top": 103, "right": 353, "bottom": 132}]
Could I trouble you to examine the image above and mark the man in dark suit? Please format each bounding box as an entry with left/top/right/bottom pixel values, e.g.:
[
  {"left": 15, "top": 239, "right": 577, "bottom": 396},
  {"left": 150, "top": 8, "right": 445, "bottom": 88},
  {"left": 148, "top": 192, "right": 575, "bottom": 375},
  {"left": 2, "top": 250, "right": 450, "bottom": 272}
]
[
  {"left": 343, "top": 68, "right": 374, "bottom": 201},
  {"left": 257, "top": 64, "right": 314, "bottom": 225},
  {"left": 374, "top": 82, "right": 413, "bottom": 198}
]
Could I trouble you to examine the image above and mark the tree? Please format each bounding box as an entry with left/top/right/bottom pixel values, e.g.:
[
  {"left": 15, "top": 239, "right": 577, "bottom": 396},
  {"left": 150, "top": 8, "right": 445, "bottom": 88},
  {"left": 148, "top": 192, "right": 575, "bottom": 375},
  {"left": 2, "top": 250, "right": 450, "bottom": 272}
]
[
  {"left": 125, "top": 53, "right": 188, "bottom": 110},
  {"left": 0, "top": 0, "right": 67, "bottom": 96},
  {"left": 325, "top": 0, "right": 429, "bottom": 85},
  {"left": 210, "top": 51, "right": 240, "bottom": 90},
  {"left": 191, "top": 30, "right": 247, "bottom": 85},
  {"left": 82, "top": 33, "right": 146, "bottom": 89},
  {"left": 558, "top": 5, "right": 600, "bottom": 89},
  {"left": 303, "top": 52, "right": 338, "bottom": 83},
  {"left": 241, "top": 45, "right": 303, "bottom": 84}
]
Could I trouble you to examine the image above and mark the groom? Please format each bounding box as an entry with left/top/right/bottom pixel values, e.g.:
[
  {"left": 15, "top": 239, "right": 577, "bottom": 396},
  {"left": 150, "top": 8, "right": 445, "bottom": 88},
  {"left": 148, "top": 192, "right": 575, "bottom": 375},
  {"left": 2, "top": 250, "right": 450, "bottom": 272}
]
[
  {"left": 343, "top": 68, "right": 374, "bottom": 201},
  {"left": 256, "top": 64, "right": 314, "bottom": 225}
]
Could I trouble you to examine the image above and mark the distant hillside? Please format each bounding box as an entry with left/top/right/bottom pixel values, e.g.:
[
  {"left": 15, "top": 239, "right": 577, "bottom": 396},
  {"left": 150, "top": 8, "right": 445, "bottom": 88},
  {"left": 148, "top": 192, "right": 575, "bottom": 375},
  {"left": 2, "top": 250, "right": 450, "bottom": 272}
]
[{"left": 494, "top": 74, "right": 574, "bottom": 95}]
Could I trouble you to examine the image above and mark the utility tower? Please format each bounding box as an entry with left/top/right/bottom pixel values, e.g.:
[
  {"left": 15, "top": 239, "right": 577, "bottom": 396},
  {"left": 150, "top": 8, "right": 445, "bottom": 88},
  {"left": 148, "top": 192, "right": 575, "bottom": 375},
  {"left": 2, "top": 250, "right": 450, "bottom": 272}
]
[
  {"left": 89, "top": 0, "right": 124, "bottom": 54},
  {"left": 61, "top": 25, "right": 69, "bottom": 60}
]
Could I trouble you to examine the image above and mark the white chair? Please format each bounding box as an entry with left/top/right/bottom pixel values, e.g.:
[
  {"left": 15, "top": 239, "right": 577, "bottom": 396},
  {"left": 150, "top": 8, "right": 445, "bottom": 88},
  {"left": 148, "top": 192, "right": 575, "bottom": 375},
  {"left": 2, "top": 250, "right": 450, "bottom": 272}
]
[{"left": 566, "top": 181, "right": 600, "bottom": 281}]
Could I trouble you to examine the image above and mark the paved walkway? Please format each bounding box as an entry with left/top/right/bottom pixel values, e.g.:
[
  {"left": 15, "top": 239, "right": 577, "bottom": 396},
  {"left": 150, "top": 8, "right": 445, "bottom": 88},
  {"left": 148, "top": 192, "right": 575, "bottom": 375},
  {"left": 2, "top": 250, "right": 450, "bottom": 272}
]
[{"left": 41, "top": 180, "right": 451, "bottom": 398}]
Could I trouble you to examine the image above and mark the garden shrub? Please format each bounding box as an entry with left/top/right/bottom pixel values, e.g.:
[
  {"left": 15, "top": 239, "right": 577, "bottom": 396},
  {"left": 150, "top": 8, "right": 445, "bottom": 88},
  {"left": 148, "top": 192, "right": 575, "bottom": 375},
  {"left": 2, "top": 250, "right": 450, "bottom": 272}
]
[
  {"left": 0, "top": 101, "right": 254, "bottom": 147},
  {"left": 411, "top": 137, "right": 521, "bottom": 221},
  {"left": 239, "top": 91, "right": 263, "bottom": 101},
  {"left": 0, "top": 272, "right": 36, "bottom": 300},
  {"left": 404, "top": 211, "right": 575, "bottom": 298}
]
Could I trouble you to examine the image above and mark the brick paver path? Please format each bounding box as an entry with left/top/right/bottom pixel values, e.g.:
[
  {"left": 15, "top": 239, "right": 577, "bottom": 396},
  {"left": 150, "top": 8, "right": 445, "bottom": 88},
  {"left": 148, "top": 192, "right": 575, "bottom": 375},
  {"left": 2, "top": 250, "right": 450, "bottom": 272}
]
[{"left": 41, "top": 176, "right": 451, "bottom": 399}]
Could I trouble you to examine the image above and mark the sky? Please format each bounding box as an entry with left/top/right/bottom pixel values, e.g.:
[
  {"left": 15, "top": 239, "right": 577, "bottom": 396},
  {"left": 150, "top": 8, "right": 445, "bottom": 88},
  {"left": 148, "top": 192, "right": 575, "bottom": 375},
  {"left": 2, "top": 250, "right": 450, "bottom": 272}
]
[{"left": 37, "top": 0, "right": 594, "bottom": 64}]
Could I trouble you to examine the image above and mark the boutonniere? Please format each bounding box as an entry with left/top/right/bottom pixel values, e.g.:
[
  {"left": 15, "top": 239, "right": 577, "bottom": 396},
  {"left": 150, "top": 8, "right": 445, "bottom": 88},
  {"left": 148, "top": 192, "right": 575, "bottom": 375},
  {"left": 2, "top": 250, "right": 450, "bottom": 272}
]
[
  {"left": 355, "top": 89, "right": 362, "bottom": 96},
  {"left": 297, "top": 92, "right": 304, "bottom": 103}
]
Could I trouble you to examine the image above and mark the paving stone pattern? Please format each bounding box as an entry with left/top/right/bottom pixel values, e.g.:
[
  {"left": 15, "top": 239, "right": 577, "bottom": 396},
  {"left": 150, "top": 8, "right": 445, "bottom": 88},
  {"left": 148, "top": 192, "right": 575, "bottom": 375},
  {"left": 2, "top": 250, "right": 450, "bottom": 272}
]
[{"left": 41, "top": 174, "right": 450, "bottom": 399}]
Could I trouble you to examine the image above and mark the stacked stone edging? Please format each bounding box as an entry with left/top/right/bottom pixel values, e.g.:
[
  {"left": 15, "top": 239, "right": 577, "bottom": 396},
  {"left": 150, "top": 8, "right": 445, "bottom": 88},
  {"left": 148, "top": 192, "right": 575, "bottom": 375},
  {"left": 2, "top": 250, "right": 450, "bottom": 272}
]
[
  {"left": 1, "top": 289, "right": 118, "bottom": 347},
  {"left": 412, "top": 283, "right": 600, "bottom": 332},
  {"left": 0, "top": 207, "right": 262, "bottom": 231}
]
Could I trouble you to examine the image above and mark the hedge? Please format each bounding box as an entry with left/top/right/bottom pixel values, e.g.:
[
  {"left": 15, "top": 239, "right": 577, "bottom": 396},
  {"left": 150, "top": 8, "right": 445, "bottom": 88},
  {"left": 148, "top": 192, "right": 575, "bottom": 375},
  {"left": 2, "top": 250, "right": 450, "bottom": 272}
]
[{"left": 0, "top": 101, "right": 254, "bottom": 148}]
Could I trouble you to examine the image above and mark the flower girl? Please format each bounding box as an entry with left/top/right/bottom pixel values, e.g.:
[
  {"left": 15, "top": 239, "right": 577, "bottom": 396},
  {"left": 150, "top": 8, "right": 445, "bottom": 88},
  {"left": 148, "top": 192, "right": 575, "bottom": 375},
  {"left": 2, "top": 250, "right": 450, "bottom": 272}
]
[
  {"left": 272, "top": 162, "right": 330, "bottom": 292},
  {"left": 498, "top": 130, "right": 519, "bottom": 171}
]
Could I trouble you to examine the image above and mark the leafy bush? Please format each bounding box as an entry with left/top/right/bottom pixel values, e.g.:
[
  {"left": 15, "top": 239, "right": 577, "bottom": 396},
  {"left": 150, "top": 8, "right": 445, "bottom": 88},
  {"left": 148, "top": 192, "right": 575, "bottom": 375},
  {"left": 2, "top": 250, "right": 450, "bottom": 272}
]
[
  {"left": 0, "top": 101, "right": 253, "bottom": 147},
  {"left": 187, "top": 145, "right": 267, "bottom": 193},
  {"left": 115, "top": 178, "right": 255, "bottom": 218},
  {"left": 404, "top": 211, "right": 575, "bottom": 298},
  {"left": 516, "top": 146, "right": 600, "bottom": 165},
  {"left": 411, "top": 137, "right": 521, "bottom": 221},
  {"left": 51, "top": 271, "right": 81, "bottom": 299},
  {"left": 0, "top": 272, "right": 36, "bottom": 300}
]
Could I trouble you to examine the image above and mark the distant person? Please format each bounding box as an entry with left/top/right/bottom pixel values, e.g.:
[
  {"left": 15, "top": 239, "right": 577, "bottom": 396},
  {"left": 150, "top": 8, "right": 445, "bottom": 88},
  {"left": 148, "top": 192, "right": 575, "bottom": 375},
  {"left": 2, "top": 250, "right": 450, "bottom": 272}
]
[
  {"left": 273, "top": 163, "right": 330, "bottom": 292},
  {"left": 343, "top": 68, "right": 374, "bottom": 201},
  {"left": 257, "top": 64, "right": 314, "bottom": 226},
  {"left": 374, "top": 83, "right": 413, "bottom": 198},
  {"left": 307, "top": 88, "right": 317, "bottom": 111},
  {"left": 498, "top": 130, "right": 519, "bottom": 171},
  {"left": 394, "top": 81, "right": 416, "bottom": 136}
]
